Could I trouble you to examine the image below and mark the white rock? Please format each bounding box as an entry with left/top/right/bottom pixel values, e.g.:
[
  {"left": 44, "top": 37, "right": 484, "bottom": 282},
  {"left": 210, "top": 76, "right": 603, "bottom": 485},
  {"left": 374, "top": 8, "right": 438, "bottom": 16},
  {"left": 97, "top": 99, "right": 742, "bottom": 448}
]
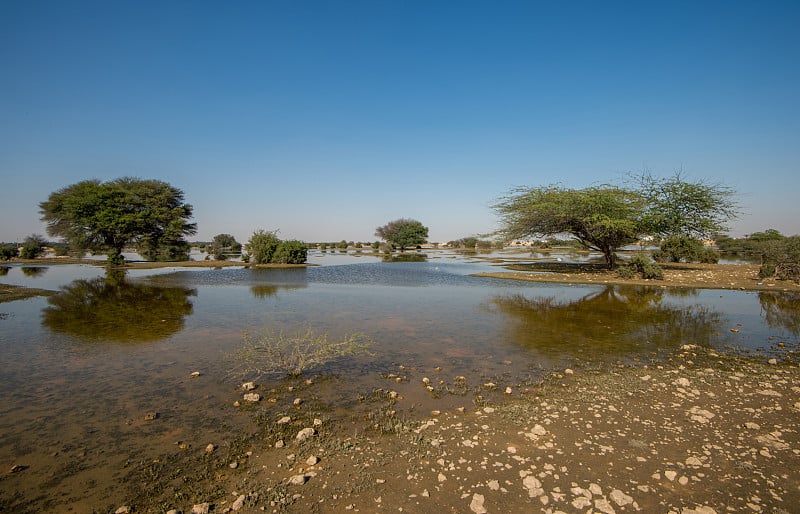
[
  {"left": 523, "top": 475, "right": 544, "bottom": 497},
  {"left": 488, "top": 479, "right": 500, "bottom": 490},
  {"left": 288, "top": 474, "right": 308, "bottom": 485},
  {"left": 610, "top": 489, "right": 634, "bottom": 506},
  {"left": 231, "top": 494, "right": 246, "bottom": 511},
  {"left": 205, "top": 443, "right": 215, "bottom": 453},
  {"left": 306, "top": 455, "right": 319, "bottom": 466},
  {"left": 594, "top": 497, "right": 616, "bottom": 514},
  {"left": 242, "top": 381, "right": 255, "bottom": 390},
  {"left": 674, "top": 377, "right": 691, "bottom": 388},
  {"left": 277, "top": 416, "right": 291, "bottom": 424},
  {"left": 296, "top": 427, "right": 316, "bottom": 442},
  {"left": 589, "top": 483, "right": 603, "bottom": 496},
  {"left": 572, "top": 497, "right": 592, "bottom": 509},
  {"left": 665, "top": 470, "right": 678, "bottom": 481},
  {"left": 243, "top": 392, "right": 261, "bottom": 402},
  {"left": 685, "top": 456, "right": 703, "bottom": 466},
  {"left": 115, "top": 508, "right": 131, "bottom": 514},
  {"left": 191, "top": 504, "right": 210, "bottom": 514},
  {"left": 470, "top": 493, "right": 487, "bottom": 514}
]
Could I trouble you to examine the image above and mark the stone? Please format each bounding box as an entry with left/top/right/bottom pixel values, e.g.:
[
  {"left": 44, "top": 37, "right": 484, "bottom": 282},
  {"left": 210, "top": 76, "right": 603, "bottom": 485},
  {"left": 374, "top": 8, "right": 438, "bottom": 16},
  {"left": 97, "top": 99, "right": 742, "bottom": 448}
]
[
  {"left": 523, "top": 475, "right": 544, "bottom": 497},
  {"left": 242, "top": 381, "right": 255, "bottom": 390},
  {"left": 470, "top": 493, "right": 487, "bottom": 514},
  {"left": 293, "top": 398, "right": 303, "bottom": 406},
  {"left": 205, "top": 443, "right": 216, "bottom": 453},
  {"left": 296, "top": 427, "right": 316, "bottom": 442},
  {"left": 243, "top": 392, "right": 261, "bottom": 402},
  {"left": 277, "top": 416, "right": 291, "bottom": 424},
  {"left": 191, "top": 504, "right": 210, "bottom": 514},
  {"left": 306, "top": 455, "right": 319, "bottom": 466},
  {"left": 115, "top": 507, "right": 131, "bottom": 514},
  {"left": 275, "top": 440, "right": 285, "bottom": 448},
  {"left": 144, "top": 412, "right": 158, "bottom": 421},
  {"left": 231, "top": 494, "right": 246, "bottom": 511},
  {"left": 610, "top": 489, "right": 634, "bottom": 506},
  {"left": 229, "top": 461, "right": 238, "bottom": 469},
  {"left": 288, "top": 474, "right": 308, "bottom": 485}
]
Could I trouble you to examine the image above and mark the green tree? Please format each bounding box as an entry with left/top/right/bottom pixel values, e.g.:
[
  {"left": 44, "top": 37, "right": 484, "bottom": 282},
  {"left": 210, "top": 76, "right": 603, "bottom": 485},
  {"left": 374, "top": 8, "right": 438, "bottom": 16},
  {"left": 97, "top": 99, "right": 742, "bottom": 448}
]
[
  {"left": 493, "top": 185, "right": 644, "bottom": 268},
  {"left": 0, "top": 245, "right": 17, "bottom": 260},
  {"left": 634, "top": 171, "right": 738, "bottom": 240},
  {"left": 246, "top": 230, "right": 281, "bottom": 264},
  {"left": 210, "top": 233, "right": 241, "bottom": 260},
  {"left": 39, "top": 177, "right": 196, "bottom": 265},
  {"left": 273, "top": 240, "right": 308, "bottom": 264},
  {"left": 375, "top": 218, "right": 429, "bottom": 251},
  {"left": 19, "top": 234, "right": 47, "bottom": 259}
]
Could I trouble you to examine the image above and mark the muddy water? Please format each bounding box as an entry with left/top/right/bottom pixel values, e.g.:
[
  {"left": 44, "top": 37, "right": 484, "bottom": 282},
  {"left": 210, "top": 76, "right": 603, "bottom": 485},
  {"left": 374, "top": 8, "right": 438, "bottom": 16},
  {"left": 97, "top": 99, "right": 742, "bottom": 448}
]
[{"left": 0, "top": 254, "right": 798, "bottom": 511}]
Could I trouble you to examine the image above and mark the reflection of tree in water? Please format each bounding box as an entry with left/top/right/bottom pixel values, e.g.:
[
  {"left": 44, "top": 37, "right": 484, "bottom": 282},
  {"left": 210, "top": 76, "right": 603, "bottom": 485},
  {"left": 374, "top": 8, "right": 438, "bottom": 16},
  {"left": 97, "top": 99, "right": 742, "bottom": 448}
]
[
  {"left": 21, "top": 266, "right": 47, "bottom": 277},
  {"left": 759, "top": 292, "right": 800, "bottom": 335},
  {"left": 488, "top": 286, "right": 722, "bottom": 358},
  {"left": 250, "top": 284, "right": 305, "bottom": 299},
  {"left": 0, "top": 266, "right": 9, "bottom": 276},
  {"left": 43, "top": 275, "right": 196, "bottom": 342},
  {"left": 382, "top": 253, "right": 427, "bottom": 263}
]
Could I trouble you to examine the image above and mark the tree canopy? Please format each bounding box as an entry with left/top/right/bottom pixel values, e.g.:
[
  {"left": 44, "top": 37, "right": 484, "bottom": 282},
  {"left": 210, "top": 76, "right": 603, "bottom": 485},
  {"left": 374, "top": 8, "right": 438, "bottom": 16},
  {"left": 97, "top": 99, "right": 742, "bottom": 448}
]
[
  {"left": 375, "top": 218, "right": 429, "bottom": 251},
  {"left": 39, "top": 177, "right": 196, "bottom": 264},
  {"left": 493, "top": 174, "right": 737, "bottom": 268},
  {"left": 210, "top": 233, "right": 242, "bottom": 260}
]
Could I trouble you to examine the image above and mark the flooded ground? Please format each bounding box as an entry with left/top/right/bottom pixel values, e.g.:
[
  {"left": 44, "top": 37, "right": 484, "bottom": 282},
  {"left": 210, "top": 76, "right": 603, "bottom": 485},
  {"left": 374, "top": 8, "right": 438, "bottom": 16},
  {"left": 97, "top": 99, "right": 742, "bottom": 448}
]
[{"left": 0, "top": 250, "right": 798, "bottom": 511}]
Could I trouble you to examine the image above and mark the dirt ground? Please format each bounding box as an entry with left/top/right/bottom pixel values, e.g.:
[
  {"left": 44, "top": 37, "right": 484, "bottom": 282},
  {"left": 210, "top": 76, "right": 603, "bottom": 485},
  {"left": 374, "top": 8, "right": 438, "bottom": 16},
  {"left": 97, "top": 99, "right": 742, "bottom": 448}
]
[{"left": 84, "top": 347, "right": 798, "bottom": 514}]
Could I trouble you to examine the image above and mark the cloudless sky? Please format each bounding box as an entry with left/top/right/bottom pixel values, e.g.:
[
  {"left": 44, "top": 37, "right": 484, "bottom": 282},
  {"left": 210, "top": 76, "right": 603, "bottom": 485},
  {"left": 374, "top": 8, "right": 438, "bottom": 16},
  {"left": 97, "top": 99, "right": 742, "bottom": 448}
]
[{"left": 2, "top": 0, "right": 799, "bottom": 244}]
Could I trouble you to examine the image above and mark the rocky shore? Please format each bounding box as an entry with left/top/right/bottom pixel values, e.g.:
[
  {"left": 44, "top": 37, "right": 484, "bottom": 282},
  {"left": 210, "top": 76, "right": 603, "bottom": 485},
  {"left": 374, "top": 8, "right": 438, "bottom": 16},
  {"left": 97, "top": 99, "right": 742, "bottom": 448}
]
[{"left": 133, "top": 347, "right": 798, "bottom": 514}]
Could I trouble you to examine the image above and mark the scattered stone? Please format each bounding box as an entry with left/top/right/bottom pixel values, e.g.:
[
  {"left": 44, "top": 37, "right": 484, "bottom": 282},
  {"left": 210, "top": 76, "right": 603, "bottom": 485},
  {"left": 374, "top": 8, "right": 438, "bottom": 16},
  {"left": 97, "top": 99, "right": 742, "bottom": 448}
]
[
  {"left": 296, "top": 427, "right": 316, "bottom": 442},
  {"left": 242, "top": 381, "right": 256, "bottom": 390},
  {"left": 674, "top": 377, "right": 691, "bottom": 388},
  {"left": 233, "top": 401, "right": 240, "bottom": 407},
  {"left": 293, "top": 398, "right": 303, "bottom": 406},
  {"left": 191, "top": 503, "right": 210, "bottom": 514},
  {"left": 243, "top": 392, "right": 261, "bottom": 402},
  {"left": 9, "top": 464, "right": 27, "bottom": 473},
  {"left": 231, "top": 494, "right": 246, "bottom": 511},
  {"left": 523, "top": 475, "right": 544, "bottom": 497},
  {"left": 488, "top": 479, "right": 500, "bottom": 490},
  {"left": 277, "top": 416, "right": 291, "bottom": 424},
  {"left": 610, "top": 489, "right": 634, "bottom": 506},
  {"left": 505, "top": 386, "right": 513, "bottom": 394},
  {"left": 229, "top": 461, "right": 238, "bottom": 469},
  {"left": 275, "top": 440, "right": 285, "bottom": 448},
  {"left": 470, "top": 493, "right": 487, "bottom": 514},
  {"left": 768, "top": 358, "right": 778, "bottom": 365},
  {"left": 205, "top": 443, "right": 216, "bottom": 453},
  {"left": 744, "top": 422, "right": 761, "bottom": 430},
  {"left": 306, "top": 455, "right": 319, "bottom": 466},
  {"left": 565, "top": 368, "right": 574, "bottom": 374},
  {"left": 665, "top": 470, "right": 678, "bottom": 481},
  {"left": 313, "top": 418, "right": 323, "bottom": 426},
  {"left": 115, "top": 507, "right": 131, "bottom": 514},
  {"left": 190, "top": 371, "right": 200, "bottom": 377},
  {"left": 288, "top": 474, "right": 308, "bottom": 485}
]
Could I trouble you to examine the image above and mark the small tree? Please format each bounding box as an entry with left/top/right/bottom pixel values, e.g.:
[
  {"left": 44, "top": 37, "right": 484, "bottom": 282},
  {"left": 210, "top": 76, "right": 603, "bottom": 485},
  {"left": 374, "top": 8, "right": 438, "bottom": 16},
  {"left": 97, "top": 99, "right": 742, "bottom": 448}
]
[
  {"left": 375, "top": 218, "right": 429, "bottom": 251},
  {"left": 20, "top": 234, "right": 47, "bottom": 259},
  {"left": 210, "top": 233, "right": 241, "bottom": 260},
  {"left": 246, "top": 230, "right": 281, "bottom": 264}
]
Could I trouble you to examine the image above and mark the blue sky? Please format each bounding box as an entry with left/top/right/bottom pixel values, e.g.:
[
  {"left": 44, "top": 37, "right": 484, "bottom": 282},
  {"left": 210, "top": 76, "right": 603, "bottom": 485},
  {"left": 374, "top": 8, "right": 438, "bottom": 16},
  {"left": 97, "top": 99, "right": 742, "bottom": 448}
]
[{"left": 2, "top": 1, "right": 798, "bottom": 244}]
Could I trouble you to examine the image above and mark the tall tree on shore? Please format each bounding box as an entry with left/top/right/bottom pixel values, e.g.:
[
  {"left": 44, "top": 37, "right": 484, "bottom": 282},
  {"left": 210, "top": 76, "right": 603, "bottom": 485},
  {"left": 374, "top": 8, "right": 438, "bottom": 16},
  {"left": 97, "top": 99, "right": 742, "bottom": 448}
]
[{"left": 40, "top": 177, "right": 196, "bottom": 265}]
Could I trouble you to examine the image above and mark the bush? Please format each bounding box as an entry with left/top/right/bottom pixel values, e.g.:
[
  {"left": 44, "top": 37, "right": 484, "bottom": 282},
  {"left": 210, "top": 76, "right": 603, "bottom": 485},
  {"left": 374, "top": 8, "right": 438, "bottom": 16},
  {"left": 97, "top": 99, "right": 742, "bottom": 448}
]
[
  {"left": 246, "top": 230, "right": 280, "bottom": 264},
  {"left": 272, "top": 240, "right": 307, "bottom": 264},
  {"left": 759, "top": 236, "right": 800, "bottom": 283},
  {"left": 621, "top": 254, "right": 664, "bottom": 280},
  {"left": 0, "top": 245, "right": 18, "bottom": 260},
  {"left": 19, "top": 235, "right": 46, "bottom": 259},
  {"left": 658, "top": 236, "right": 704, "bottom": 263}
]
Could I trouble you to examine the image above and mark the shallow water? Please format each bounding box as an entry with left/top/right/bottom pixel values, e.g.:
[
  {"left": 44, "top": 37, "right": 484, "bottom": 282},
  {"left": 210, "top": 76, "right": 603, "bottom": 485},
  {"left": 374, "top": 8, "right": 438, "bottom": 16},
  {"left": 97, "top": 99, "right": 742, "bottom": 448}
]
[{"left": 0, "top": 253, "right": 798, "bottom": 510}]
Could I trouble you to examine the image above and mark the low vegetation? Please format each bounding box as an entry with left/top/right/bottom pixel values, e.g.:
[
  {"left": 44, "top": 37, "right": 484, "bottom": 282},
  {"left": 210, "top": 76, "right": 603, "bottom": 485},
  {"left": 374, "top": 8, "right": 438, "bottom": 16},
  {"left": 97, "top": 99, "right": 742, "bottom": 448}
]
[
  {"left": 244, "top": 230, "right": 307, "bottom": 264},
  {"left": 717, "top": 230, "right": 800, "bottom": 283},
  {"left": 233, "top": 327, "right": 374, "bottom": 378}
]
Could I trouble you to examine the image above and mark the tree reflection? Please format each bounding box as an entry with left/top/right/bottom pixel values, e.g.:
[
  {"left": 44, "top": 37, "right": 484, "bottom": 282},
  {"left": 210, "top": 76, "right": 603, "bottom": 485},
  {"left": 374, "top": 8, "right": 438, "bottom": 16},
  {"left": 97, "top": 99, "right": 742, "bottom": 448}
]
[
  {"left": 759, "top": 292, "right": 800, "bottom": 335},
  {"left": 382, "top": 253, "right": 427, "bottom": 263},
  {"left": 21, "top": 266, "right": 47, "bottom": 277},
  {"left": 250, "top": 284, "right": 306, "bottom": 299},
  {"left": 42, "top": 275, "right": 196, "bottom": 342},
  {"left": 0, "top": 266, "right": 9, "bottom": 276},
  {"left": 488, "top": 285, "right": 722, "bottom": 358}
]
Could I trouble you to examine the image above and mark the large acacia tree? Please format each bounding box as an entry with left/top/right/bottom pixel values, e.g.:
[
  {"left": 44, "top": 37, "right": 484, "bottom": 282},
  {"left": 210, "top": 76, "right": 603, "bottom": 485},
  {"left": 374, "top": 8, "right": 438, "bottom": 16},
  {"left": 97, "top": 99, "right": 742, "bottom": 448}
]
[
  {"left": 375, "top": 218, "right": 429, "bottom": 251},
  {"left": 493, "top": 174, "right": 737, "bottom": 268},
  {"left": 40, "top": 177, "right": 196, "bottom": 264}
]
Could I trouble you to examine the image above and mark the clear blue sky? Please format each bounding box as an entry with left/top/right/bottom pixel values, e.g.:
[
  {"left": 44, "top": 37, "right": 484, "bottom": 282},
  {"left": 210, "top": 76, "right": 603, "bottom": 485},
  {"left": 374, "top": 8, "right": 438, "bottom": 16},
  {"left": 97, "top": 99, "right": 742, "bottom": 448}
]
[{"left": 2, "top": 0, "right": 798, "bottom": 244}]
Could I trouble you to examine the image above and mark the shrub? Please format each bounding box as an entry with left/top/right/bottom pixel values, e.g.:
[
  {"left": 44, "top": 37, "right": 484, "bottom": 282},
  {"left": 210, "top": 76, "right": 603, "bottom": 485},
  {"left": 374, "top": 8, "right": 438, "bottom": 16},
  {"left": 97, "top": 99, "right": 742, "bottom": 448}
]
[
  {"left": 0, "top": 244, "right": 18, "bottom": 260},
  {"left": 759, "top": 236, "right": 800, "bottom": 283},
  {"left": 246, "top": 230, "right": 280, "bottom": 264},
  {"left": 19, "top": 235, "right": 46, "bottom": 259},
  {"left": 659, "top": 236, "right": 704, "bottom": 263},
  {"left": 621, "top": 254, "right": 664, "bottom": 280},
  {"left": 234, "top": 327, "right": 373, "bottom": 378},
  {"left": 272, "top": 240, "right": 307, "bottom": 264}
]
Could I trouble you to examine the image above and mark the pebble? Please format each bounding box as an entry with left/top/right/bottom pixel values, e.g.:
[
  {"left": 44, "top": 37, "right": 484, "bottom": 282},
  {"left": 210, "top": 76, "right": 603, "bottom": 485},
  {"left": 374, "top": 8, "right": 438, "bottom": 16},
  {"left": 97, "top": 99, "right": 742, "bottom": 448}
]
[
  {"left": 231, "top": 494, "right": 246, "bottom": 511},
  {"left": 288, "top": 474, "right": 308, "bottom": 485},
  {"left": 190, "top": 371, "right": 201, "bottom": 377},
  {"left": 296, "top": 427, "right": 316, "bottom": 442},
  {"left": 470, "top": 493, "right": 487, "bottom": 514},
  {"left": 205, "top": 443, "right": 216, "bottom": 453},
  {"left": 115, "top": 507, "right": 131, "bottom": 514},
  {"left": 191, "top": 504, "right": 210, "bottom": 514},
  {"left": 293, "top": 398, "right": 303, "bottom": 406},
  {"left": 306, "top": 455, "right": 319, "bottom": 466},
  {"left": 277, "top": 416, "right": 291, "bottom": 424},
  {"left": 243, "top": 392, "right": 261, "bottom": 402},
  {"left": 241, "top": 382, "right": 255, "bottom": 390}
]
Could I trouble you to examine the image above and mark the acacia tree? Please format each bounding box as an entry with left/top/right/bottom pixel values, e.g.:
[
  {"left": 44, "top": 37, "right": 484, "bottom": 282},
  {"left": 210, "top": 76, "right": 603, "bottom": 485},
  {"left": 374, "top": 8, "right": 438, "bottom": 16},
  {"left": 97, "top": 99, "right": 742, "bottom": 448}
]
[
  {"left": 210, "top": 233, "right": 242, "bottom": 260},
  {"left": 375, "top": 218, "right": 429, "bottom": 251},
  {"left": 493, "top": 185, "right": 644, "bottom": 268},
  {"left": 494, "top": 174, "right": 737, "bottom": 269},
  {"left": 40, "top": 177, "right": 196, "bottom": 265}
]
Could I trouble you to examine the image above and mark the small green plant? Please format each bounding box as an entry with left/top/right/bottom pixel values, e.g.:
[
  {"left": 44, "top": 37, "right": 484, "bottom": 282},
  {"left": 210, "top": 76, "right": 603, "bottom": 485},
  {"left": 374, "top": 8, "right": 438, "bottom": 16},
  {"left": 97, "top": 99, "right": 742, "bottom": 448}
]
[
  {"left": 19, "top": 234, "right": 46, "bottom": 259},
  {"left": 621, "top": 254, "right": 664, "bottom": 280},
  {"left": 272, "top": 240, "right": 307, "bottom": 264},
  {"left": 234, "top": 327, "right": 374, "bottom": 378},
  {"left": 0, "top": 244, "right": 17, "bottom": 260}
]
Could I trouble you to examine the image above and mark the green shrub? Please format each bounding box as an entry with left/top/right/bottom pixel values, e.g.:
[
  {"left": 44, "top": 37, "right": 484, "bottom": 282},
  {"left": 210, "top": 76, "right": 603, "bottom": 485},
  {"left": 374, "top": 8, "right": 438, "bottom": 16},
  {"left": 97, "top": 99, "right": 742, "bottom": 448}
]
[
  {"left": 659, "top": 236, "right": 704, "bottom": 263},
  {"left": 19, "top": 235, "right": 46, "bottom": 259},
  {"left": 699, "top": 248, "right": 720, "bottom": 264},
  {"left": 0, "top": 245, "right": 18, "bottom": 260},
  {"left": 246, "top": 230, "right": 280, "bottom": 264},
  {"left": 273, "top": 240, "right": 307, "bottom": 264},
  {"left": 617, "top": 266, "right": 635, "bottom": 279},
  {"left": 641, "top": 261, "right": 664, "bottom": 279},
  {"left": 622, "top": 254, "right": 664, "bottom": 280}
]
